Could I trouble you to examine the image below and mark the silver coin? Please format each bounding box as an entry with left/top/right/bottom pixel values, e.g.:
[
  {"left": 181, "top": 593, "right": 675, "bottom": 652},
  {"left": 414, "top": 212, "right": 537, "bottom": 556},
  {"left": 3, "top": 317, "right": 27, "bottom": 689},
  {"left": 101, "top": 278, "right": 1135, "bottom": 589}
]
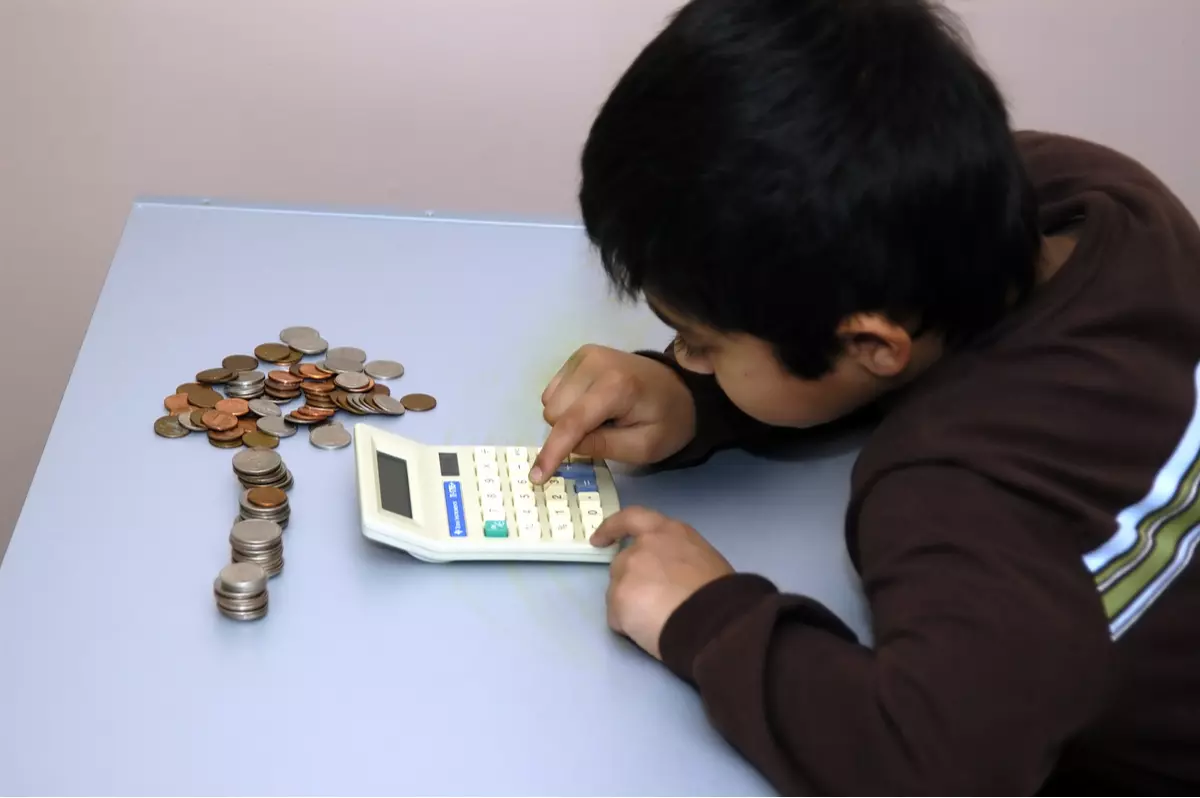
[
  {"left": 310, "top": 424, "right": 353, "bottom": 450},
  {"left": 257, "top": 416, "right": 296, "bottom": 438},
  {"left": 232, "top": 448, "right": 283, "bottom": 476},
  {"left": 289, "top": 336, "right": 329, "bottom": 355},
  {"left": 248, "top": 399, "right": 282, "bottom": 417},
  {"left": 363, "top": 359, "right": 405, "bottom": 380},
  {"left": 231, "top": 519, "right": 283, "bottom": 547},
  {"left": 176, "top": 411, "right": 206, "bottom": 431},
  {"left": 327, "top": 346, "right": 367, "bottom": 363},
  {"left": 334, "top": 371, "right": 370, "bottom": 391},
  {"left": 229, "top": 370, "right": 266, "bottom": 386},
  {"left": 217, "top": 562, "right": 268, "bottom": 594},
  {"left": 372, "top": 395, "right": 407, "bottom": 415},
  {"left": 321, "top": 356, "right": 364, "bottom": 374},
  {"left": 279, "top": 326, "right": 320, "bottom": 345}
]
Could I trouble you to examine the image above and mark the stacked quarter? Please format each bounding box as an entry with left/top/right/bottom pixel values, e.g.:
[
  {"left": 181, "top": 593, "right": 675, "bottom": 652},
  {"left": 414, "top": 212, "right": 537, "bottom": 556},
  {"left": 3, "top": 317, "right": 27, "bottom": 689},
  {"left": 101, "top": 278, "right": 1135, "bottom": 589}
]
[
  {"left": 310, "top": 421, "right": 353, "bottom": 450},
  {"left": 232, "top": 448, "right": 293, "bottom": 491},
  {"left": 280, "top": 326, "right": 329, "bottom": 356},
  {"left": 214, "top": 562, "right": 269, "bottom": 620},
  {"left": 224, "top": 370, "right": 266, "bottom": 400},
  {"left": 230, "top": 519, "right": 284, "bottom": 577},
  {"left": 240, "top": 486, "right": 290, "bottom": 529},
  {"left": 265, "top": 370, "right": 303, "bottom": 402}
]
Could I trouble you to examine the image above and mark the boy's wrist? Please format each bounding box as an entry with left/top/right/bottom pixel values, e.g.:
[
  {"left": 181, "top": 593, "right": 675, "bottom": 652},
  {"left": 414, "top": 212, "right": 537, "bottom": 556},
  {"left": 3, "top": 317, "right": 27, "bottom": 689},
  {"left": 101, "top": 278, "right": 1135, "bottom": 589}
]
[{"left": 658, "top": 572, "right": 779, "bottom": 683}]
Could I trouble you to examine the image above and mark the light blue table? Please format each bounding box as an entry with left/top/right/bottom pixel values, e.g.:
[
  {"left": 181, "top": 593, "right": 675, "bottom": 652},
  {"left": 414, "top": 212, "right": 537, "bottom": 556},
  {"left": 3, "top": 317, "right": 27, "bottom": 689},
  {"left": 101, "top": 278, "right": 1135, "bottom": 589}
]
[{"left": 0, "top": 200, "right": 870, "bottom": 796}]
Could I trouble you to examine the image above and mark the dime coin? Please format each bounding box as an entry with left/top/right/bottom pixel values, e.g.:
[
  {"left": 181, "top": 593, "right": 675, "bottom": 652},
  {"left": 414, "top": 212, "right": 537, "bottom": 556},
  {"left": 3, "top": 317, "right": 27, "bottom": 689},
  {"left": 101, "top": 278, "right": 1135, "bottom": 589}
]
[
  {"left": 154, "top": 415, "right": 189, "bottom": 438},
  {"left": 364, "top": 360, "right": 404, "bottom": 380},
  {"left": 257, "top": 416, "right": 296, "bottom": 438},
  {"left": 176, "top": 410, "right": 207, "bottom": 431},
  {"left": 327, "top": 346, "right": 367, "bottom": 363},
  {"left": 372, "top": 395, "right": 407, "bottom": 415},
  {"left": 248, "top": 399, "right": 282, "bottom": 418},
  {"left": 400, "top": 393, "right": 437, "bottom": 412},
  {"left": 310, "top": 423, "right": 353, "bottom": 450}
]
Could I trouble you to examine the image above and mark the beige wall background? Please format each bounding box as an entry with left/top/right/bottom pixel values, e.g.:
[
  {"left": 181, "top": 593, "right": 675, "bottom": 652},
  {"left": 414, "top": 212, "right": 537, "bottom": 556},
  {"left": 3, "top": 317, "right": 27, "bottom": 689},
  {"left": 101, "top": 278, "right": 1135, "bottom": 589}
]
[{"left": 1, "top": 0, "right": 1198, "bottom": 563}]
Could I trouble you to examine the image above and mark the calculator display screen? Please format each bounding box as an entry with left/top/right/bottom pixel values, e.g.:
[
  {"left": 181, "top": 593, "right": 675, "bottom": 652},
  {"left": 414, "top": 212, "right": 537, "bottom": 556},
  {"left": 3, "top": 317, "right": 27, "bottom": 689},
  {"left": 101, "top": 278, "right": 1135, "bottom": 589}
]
[{"left": 376, "top": 451, "right": 414, "bottom": 519}]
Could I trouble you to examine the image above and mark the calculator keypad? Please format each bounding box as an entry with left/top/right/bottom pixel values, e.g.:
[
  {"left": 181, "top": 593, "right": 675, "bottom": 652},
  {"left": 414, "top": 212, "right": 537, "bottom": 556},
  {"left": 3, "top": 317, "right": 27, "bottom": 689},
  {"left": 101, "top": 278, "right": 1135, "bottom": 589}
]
[{"left": 466, "top": 446, "right": 609, "bottom": 541}]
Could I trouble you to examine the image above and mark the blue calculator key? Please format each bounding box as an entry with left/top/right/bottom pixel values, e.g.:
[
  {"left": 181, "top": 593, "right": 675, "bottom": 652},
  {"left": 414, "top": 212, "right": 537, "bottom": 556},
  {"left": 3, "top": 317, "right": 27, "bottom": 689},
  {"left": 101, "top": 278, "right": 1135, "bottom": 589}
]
[
  {"left": 555, "top": 463, "right": 595, "bottom": 480},
  {"left": 443, "top": 481, "right": 467, "bottom": 538},
  {"left": 483, "top": 520, "right": 509, "bottom": 538},
  {"left": 574, "top": 477, "right": 598, "bottom": 492}
]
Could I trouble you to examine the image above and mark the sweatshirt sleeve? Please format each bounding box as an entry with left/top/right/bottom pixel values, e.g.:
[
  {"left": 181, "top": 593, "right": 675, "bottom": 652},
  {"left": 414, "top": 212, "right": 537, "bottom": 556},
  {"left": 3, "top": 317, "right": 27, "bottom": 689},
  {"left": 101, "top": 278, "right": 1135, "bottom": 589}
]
[
  {"left": 636, "top": 344, "right": 873, "bottom": 468},
  {"left": 657, "top": 464, "right": 1114, "bottom": 794}
]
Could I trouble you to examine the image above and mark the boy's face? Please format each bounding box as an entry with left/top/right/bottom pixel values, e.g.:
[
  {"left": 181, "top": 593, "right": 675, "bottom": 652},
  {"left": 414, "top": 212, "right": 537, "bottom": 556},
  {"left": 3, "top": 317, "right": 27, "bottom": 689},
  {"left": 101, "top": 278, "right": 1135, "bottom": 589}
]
[{"left": 650, "top": 298, "right": 920, "bottom": 428}]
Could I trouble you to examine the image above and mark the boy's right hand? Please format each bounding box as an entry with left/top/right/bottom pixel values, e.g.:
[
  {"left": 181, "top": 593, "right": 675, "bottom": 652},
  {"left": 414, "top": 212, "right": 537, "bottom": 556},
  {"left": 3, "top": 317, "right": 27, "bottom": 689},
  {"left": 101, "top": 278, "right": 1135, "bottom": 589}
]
[{"left": 531, "top": 344, "right": 697, "bottom": 484}]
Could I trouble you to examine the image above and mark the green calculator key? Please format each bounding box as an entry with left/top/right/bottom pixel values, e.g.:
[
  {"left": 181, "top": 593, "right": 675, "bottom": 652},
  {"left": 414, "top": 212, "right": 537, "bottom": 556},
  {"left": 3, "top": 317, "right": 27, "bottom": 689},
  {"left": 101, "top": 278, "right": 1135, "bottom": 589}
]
[{"left": 483, "top": 520, "right": 509, "bottom": 538}]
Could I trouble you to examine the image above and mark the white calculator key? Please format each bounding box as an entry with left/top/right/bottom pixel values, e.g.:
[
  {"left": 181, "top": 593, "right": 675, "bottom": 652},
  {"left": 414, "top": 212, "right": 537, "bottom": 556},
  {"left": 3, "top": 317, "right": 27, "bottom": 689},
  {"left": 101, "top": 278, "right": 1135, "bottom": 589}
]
[
  {"left": 515, "top": 506, "right": 540, "bottom": 526},
  {"left": 577, "top": 490, "right": 602, "bottom": 507},
  {"left": 474, "top": 447, "right": 497, "bottom": 463},
  {"left": 505, "top": 447, "right": 529, "bottom": 463},
  {"left": 550, "top": 519, "right": 575, "bottom": 541},
  {"left": 479, "top": 476, "right": 503, "bottom": 493},
  {"left": 513, "top": 491, "right": 537, "bottom": 510},
  {"left": 509, "top": 475, "right": 532, "bottom": 493},
  {"left": 548, "top": 505, "right": 571, "bottom": 524},
  {"left": 482, "top": 505, "right": 506, "bottom": 523},
  {"left": 528, "top": 447, "right": 540, "bottom": 463},
  {"left": 545, "top": 489, "right": 569, "bottom": 505},
  {"left": 580, "top": 505, "right": 604, "bottom": 526},
  {"left": 544, "top": 476, "right": 566, "bottom": 493},
  {"left": 477, "top": 462, "right": 500, "bottom": 480},
  {"left": 582, "top": 514, "right": 603, "bottom": 536},
  {"left": 508, "top": 460, "right": 530, "bottom": 478},
  {"left": 517, "top": 519, "right": 542, "bottom": 540},
  {"left": 481, "top": 490, "right": 504, "bottom": 507}
]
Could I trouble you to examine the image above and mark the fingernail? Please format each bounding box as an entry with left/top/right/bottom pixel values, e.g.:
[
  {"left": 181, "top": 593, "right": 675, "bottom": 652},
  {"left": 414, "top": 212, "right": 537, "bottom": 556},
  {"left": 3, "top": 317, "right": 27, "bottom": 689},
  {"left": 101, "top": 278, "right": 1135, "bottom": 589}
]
[{"left": 530, "top": 466, "right": 543, "bottom": 483}]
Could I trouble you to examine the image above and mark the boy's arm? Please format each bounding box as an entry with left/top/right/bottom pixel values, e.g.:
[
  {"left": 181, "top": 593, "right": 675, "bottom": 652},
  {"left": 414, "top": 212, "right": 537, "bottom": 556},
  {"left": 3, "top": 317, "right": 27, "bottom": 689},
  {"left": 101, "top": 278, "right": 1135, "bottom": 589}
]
[
  {"left": 636, "top": 344, "right": 876, "bottom": 468},
  {"left": 657, "top": 465, "right": 1113, "bottom": 794}
]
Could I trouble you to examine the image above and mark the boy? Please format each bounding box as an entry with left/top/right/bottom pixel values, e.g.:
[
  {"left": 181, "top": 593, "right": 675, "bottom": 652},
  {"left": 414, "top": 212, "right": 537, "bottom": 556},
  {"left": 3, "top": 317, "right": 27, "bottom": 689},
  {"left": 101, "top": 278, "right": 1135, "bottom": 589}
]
[{"left": 529, "top": 0, "right": 1200, "bottom": 793}]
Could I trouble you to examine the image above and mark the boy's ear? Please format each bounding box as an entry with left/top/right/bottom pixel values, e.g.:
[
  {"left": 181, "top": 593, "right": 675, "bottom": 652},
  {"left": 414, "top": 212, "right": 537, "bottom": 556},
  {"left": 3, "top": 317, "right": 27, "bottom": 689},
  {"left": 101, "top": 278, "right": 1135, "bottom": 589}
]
[{"left": 836, "top": 313, "right": 913, "bottom": 377}]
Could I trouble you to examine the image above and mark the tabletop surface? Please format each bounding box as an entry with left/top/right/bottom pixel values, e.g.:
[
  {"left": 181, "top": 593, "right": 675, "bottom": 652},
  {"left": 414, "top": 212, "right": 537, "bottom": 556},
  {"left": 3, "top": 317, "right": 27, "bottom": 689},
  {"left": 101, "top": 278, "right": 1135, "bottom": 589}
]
[{"left": 0, "top": 200, "right": 870, "bottom": 796}]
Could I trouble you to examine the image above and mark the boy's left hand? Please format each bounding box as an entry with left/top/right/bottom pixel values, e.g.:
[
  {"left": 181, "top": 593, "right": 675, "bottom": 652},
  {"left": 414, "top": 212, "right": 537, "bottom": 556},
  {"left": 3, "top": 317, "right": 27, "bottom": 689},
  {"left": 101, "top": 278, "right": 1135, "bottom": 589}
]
[{"left": 590, "top": 507, "right": 734, "bottom": 660}]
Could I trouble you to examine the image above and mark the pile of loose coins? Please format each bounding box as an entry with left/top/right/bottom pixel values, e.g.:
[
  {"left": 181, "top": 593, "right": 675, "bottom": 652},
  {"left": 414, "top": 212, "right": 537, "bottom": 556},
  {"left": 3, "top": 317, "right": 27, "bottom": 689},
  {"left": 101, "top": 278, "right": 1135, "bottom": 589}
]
[
  {"left": 154, "top": 325, "right": 437, "bottom": 453},
  {"left": 167, "top": 326, "right": 439, "bottom": 622},
  {"left": 214, "top": 562, "right": 270, "bottom": 621}
]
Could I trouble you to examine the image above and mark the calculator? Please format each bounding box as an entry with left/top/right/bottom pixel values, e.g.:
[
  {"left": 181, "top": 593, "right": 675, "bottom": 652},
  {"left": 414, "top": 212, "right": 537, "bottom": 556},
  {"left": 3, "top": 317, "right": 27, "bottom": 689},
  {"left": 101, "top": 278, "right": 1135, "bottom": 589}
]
[{"left": 352, "top": 423, "right": 621, "bottom": 563}]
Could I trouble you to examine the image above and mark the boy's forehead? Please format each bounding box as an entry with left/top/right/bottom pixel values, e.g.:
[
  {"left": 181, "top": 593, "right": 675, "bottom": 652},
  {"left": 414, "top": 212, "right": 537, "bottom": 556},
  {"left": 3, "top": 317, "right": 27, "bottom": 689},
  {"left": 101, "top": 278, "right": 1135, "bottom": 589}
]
[{"left": 646, "top": 297, "right": 694, "bottom": 332}]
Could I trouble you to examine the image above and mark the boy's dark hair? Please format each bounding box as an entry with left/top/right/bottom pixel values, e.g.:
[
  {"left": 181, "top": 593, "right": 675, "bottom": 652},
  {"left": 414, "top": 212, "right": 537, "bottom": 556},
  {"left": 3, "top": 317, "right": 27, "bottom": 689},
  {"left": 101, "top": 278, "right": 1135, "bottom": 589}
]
[{"left": 579, "top": 0, "right": 1041, "bottom": 379}]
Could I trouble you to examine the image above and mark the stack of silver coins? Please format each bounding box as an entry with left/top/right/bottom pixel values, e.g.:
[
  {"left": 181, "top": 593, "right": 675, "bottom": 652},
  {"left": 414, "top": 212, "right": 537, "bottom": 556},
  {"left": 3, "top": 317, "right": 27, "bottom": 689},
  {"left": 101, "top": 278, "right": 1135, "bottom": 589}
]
[
  {"left": 213, "top": 562, "right": 269, "bottom": 621},
  {"left": 232, "top": 449, "right": 293, "bottom": 492},
  {"left": 239, "top": 486, "right": 290, "bottom": 530},
  {"left": 230, "top": 519, "right": 284, "bottom": 577},
  {"left": 224, "top": 370, "right": 267, "bottom": 400}
]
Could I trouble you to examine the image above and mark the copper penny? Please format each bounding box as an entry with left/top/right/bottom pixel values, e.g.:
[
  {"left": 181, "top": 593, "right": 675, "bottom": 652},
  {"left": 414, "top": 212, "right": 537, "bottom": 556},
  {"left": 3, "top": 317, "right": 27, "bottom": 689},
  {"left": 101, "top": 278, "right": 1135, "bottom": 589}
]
[
  {"left": 313, "top": 364, "right": 336, "bottom": 378},
  {"left": 400, "top": 393, "right": 437, "bottom": 412},
  {"left": 302, "top": 381, "right": 335, "bottom": 394},
  {"left": 201, "top": 410, "right": 239, "bottom": 432},
  {"left": 215, "top": 398, "right": 250, "bottom": 417},
  {"left": 164, "top": 393, "right": 192, "bottom": 414},
  {"left": 372, "top": 384, "right": 391, "bottom": 396},
  {"left": 242, "top": 431, "right": 279, "bottom": 449},
  {"left": 280, "top": 349, "right": 303, "bottom": 365},
  {"left": 247, "top": 486, "right": 287, "bottom": 508},
  {"left": 177, "top": 382, "right": 205, "bottom": 394},
  {"left": 298, "top": 364, "right": 328, "bottom": 380},
  {"left": 187, "top": 386, "right": 223, "bottom": 408},
  {"left": 222, "top": 354, "right": 259, "bottom": 371},
  {"left": 237, "top": 418, "right": 259, "bottom": 435},
  {"left": 207, "top": 427, "right": 245, "bottom": 442},
  {"left": 254, "top": 343, "right": 293, "bottom": 363},
  {"left": 267, "top": 370, "right": 302, "bottom": 387},
  {"left": 196, "top": 367, "right": 235, "bottom": 384}
]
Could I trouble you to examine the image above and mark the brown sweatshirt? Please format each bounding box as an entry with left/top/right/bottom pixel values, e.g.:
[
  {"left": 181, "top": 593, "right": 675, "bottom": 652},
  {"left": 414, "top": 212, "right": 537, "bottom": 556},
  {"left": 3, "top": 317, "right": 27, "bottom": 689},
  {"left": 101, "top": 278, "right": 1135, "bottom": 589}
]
[{"left": 640, "top": 132, "right": 1200, "bottom": 794}]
